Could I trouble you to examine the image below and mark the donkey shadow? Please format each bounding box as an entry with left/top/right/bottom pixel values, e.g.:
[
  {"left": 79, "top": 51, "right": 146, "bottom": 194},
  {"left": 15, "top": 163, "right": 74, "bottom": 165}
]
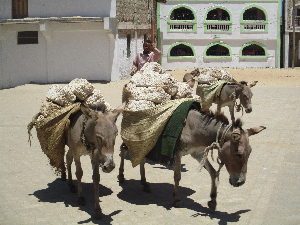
[
  {"left": 117, "top": 179, "right": 250, "bottom": 225},
  {"left": 30, "top": 178, "right": 121, "bottom": 224}
]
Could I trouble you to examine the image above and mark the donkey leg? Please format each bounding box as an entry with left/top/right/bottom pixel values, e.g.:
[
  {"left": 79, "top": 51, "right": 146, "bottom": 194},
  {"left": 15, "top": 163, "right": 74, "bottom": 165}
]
[
  {"left": 60, "top": 155, "right": 67, "bottom": 181},
  {"left": 117, "top": 144, "right": 127, "bottom": 183},
  {"left": 228, "top": 104, "right": 235, "bottom": 123},
  {"left": 204, "top": 159, "right": 218, "bottom": 211},
  {"left": 92, "top": 150, "right": 102, "bottom": 220},
  {"left": 140, "top": 158, "right": 151, "bottom": 193},
  {"left": 66, "top": 150, "right": 77, "bottom": 193},
  {"left": 74, "top": 156, "right": 85, "bottom": 206},
  {"left": 173, "top": 149, "right": 182, "bottom": 208}
]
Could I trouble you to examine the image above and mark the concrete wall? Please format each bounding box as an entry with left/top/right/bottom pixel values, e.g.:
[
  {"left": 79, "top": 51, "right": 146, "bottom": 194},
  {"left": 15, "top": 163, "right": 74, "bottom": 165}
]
[
  {"left": 159, "top": 0, "right": 280, "bottom": 69},
  {"left": 117, "top": 29, "right": 152, "bottom": 79},
  {"left": 0, "top": 0, "right": 12, "bottom": 20},
  {"left": 0, "top": 0, "right": 116, "bottom": 19},
  {"left": 0, "top": 21, "right": 117, "bottom": 89}
]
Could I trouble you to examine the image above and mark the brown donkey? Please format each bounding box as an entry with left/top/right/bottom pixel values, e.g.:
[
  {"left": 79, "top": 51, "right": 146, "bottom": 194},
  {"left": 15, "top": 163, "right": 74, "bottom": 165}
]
[
  {"left": 65, "top": 103, "right": 123, "bottom": 219},
  {"left": 118, "top": 109, "right": 265, "bottom": 210}
]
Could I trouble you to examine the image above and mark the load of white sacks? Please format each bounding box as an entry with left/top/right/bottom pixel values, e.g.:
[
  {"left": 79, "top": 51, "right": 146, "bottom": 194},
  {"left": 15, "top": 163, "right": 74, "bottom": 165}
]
[
  {"left": 123, "top": 62, "right": 201, "bottom": 111},
  {"left": 198, "top": 68, "right": 236, "bottom": 84},
  {"left": 37, "top": 78, "right": 113, "bottom": 121}
]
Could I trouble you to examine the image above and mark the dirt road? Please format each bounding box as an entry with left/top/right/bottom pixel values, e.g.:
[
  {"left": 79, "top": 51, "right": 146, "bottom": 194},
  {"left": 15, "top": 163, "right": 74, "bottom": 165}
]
[{"left": 0, "top": 68, "right": 299, "bottom": 224}]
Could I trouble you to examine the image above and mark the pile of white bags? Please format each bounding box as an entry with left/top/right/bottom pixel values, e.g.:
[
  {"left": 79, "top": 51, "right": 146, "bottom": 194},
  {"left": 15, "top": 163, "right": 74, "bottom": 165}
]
[
  {"left": 124, "top": 62, "right": 200, "bottom": 111},
  {"left": 198, "top": 68, "right": 236, "bottom": 84},
  {"left": 38, "top": 78, "right": 113, "bottom": 121}
]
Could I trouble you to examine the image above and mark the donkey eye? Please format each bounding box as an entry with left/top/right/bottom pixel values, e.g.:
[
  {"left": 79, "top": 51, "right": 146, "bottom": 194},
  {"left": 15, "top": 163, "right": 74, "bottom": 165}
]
[
  {"left": 235, "top": 153, "right": 242, "bottom": 159},
  {"left": 97, "top": 136, "right": 103, "bottom": 144},
  {"left": 244, "top": 95, "right": 248, "bottom": 100}
]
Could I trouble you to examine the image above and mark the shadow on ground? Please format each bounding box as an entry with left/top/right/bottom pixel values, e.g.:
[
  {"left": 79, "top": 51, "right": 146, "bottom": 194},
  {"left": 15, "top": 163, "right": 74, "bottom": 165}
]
[
  {"left": 118, "top": 179, "right": 250, "bottom": 225},
  {"left": 30, "top": 178, "right": 121, "bottom": 224}
]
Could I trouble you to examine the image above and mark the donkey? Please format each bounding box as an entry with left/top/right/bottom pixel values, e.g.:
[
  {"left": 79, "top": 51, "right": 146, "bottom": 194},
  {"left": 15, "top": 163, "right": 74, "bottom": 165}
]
[
  {"left": 197, "top": 81, "right": 258, "bottom": 123},
  {"left": 64, "top": 103, "right": 123, "bottom": 219},
  {"left": 118, "top": 109, "right": 265, "bottom": 210}
]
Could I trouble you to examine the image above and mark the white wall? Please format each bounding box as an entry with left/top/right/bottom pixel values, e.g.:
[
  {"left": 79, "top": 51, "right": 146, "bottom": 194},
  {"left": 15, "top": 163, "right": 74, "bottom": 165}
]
[
  {"left": 28, "top": 0, "right": 115, "bottom": 18},
  {"left": 0, "top": 23, "right": 48, "bottom": 88},
  {"left": 0, "top": 0, "right": 116, "bottom": 19},
  {"left": 0, "top": 21, "right": 117, "bottom": 89},
  {"left": 0, "top": 0, "right": 12, "bottom": 20}
]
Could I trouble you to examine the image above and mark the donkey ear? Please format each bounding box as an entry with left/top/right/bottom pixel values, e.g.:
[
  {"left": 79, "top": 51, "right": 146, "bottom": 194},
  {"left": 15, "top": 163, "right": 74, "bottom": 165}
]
[
  {"left": 81, "top": 104, "right": 99, "bottom": 121},
  {"left": 112, "top": 103, "right": 124, "bottom": 121},
  {"left": 250, "top": 81, "right": 258, "bottom": 88},
  {"left": 247, "top": 126, "right": 266, "bottom": 137},
  {"left": 234, "top": 80, "right": 245, "bottom": 90}
]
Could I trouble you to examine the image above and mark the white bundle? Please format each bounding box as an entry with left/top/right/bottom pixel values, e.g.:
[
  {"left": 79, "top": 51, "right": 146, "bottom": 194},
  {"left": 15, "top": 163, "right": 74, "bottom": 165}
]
[
  {"left": 66, "top": 78, "right": 94, "bottom": 101},
  {"left": 140, "top": 62, "right": 165, "bottom": 74},
  {"left": 62, "top": 86, "right": 77, "bottom": 103},
  {"left": 131, "top": 72, "right": 178, "bottom": 96},
  {"left": 46, "top": 84, "right": 73, "bottom": 106},
  {"left": 127, "top": 86, "right": 171, "bottom": 104},
  {"left": 84, "top": 89, "right": 114, "bottom": 112},
  {"left": 40, "top": 100, "right": 62, "bottom": 117},
  {"left": 173, "top": 82, "right": 196, "bottom": 99},
  {"left": 125, "top": 100, "right": 156, "bottom": 111},
  {"left": 84, "top": 89, "right": 105, "bottom": 105},
  {"left": 198, "top": 68, "right": 235, "bottom": 84}
]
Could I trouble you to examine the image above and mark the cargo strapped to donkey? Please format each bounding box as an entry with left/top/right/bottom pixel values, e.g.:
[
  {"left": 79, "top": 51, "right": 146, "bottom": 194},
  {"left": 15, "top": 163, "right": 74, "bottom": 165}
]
[
  {"left": 27, "top": 103, "right": 81, "bottom": 174},
  {"left": 121, "top": 98, "right": 201, "bottom": 167}
]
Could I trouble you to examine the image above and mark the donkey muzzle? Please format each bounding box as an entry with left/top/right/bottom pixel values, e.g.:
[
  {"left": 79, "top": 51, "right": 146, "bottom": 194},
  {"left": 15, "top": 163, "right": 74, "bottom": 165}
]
[
  {"left": 245, "top": 104, "right": 252, "bottom": 113},
  {"left": 229, "top": 173, "right": 246, "bottom": 187},
  {"left": 100, "top": 154, "right": 115, "bottom": 173}
]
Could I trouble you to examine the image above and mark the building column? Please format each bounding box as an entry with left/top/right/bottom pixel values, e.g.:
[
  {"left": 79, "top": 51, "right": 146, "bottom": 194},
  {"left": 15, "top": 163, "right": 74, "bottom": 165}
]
[{"left": 284, "top": 33, "right": 290, "bottom": 68}]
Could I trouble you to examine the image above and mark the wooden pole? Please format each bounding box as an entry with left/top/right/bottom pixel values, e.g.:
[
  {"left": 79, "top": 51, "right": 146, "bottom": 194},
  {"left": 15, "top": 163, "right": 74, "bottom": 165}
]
[{"left": 292, "top": 0, "right": 296, "bottom": 68}]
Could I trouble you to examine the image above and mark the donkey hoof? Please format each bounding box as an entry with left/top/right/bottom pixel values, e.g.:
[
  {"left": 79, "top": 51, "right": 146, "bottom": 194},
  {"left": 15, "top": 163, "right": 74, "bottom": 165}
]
[
  {"left": 78, "top": 197, "right": 86, "bottom": 206},
  {"left": 117, "top": 175, "right": 125, "bottom": 183},
  {"left": 69, "top": 184, "right": 77, "bottom": 193},
  {"left": 208, "top": 200, "right": 216, "bottom": 211},
  {"left": 142, "top": 185, "right": 151, "bottom": 193},
  {"left": 94, "top": 208, "right": 102, "bottom": 220},
  {"left": 174, "top": 200, "right": 182, "bottom": 208},
  {"left": 61, "top": 173, "right": 66, "bottom": 181}
]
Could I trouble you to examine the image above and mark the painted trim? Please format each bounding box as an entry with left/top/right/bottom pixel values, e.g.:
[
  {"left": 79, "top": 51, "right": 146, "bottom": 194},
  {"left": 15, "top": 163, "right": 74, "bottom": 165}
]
[
  {"left": 157, "top": 2, "right": 162, "bottom": 65},
  {"left": 166, "top": 0, "right": 278, "bottom": 2},
  {"left": 240, "top": 4, "right": 268, "bottom": 33},
  {"left": 239, "top": 41, "right": 268, "bottom": 58},
  {"left": 167, "top": 4, "right": 197, "bottom": 33},
  {"left": 203, "top": 42, "right": 232, "bottom": 58},
  {"left": 277, "top": 0, "right": 281, "bottom": 68},
  {"left": 167, "top": 42, "right": 196, "bottom": 59},
  {"left": 204, "top": 6, "right": 233, "bottom": 33}
]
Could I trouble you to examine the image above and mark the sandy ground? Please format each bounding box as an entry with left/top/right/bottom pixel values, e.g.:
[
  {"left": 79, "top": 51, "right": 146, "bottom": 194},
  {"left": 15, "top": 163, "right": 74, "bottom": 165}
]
[
  {"left": 0, "top": 67, "right": 300, "bottom": 224},
  {"left": 169, "top": 67, "right": 300, "bottom": 87}
]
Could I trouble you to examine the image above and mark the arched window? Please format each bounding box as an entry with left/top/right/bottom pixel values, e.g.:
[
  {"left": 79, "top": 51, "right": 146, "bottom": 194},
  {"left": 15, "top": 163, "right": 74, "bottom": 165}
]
[
  {"left": 170, "top": 7, "right": 195, "bottom": 20},
  {"left": 168, "top": 42, "right": 196, "bottom": 59},
  {"left": 240, "top": 5, "right": 268, "bottom": 32},
  {"left": 243, "top": 7, "right": 266, "bottom": 20},
  {"left": 206, "top": 8, "right": 230, "bottom": 21},
  {"left": 204, "top": 42, "right": 232, "bottom": 58},
  {"left": 204, "top": 6, "right": 232, "bottom": 33},
  {"left": 207, "top": 44, "right": 230, "bottom": 56},
  {"left": 240, "top": 42, "right": 268, "bottom": 58},
  {"left": 168, "top": 5, "right": 197, "bottom": 32}
]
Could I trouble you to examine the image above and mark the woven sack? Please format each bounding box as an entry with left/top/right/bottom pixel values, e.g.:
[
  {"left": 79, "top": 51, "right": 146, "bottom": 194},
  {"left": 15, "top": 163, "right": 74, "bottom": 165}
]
[
  {"left": 121, "top": 98, "right": 201, "bottom": 167},
  {"left": 28, "top": 103, "right": 81, "bottom": 174}
]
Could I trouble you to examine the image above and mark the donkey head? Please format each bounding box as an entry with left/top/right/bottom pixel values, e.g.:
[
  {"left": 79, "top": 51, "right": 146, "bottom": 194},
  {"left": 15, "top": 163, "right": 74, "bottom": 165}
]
[
  {"left": 236, "top": 81, "right": 258, "bottom": 113},
  {"left": 81, "top": 103, "right": 123, "bottom": 173},
  {"left": 218, "top": 119, "right": 265, "bottom": 187}
]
